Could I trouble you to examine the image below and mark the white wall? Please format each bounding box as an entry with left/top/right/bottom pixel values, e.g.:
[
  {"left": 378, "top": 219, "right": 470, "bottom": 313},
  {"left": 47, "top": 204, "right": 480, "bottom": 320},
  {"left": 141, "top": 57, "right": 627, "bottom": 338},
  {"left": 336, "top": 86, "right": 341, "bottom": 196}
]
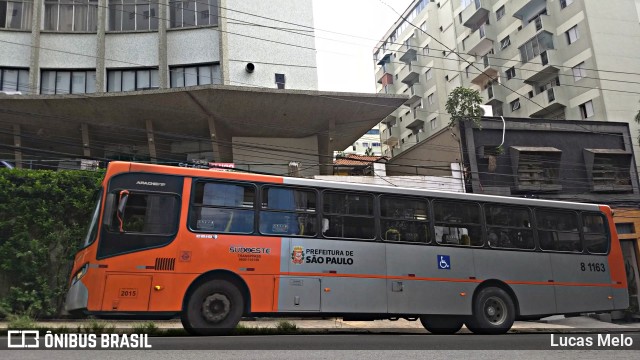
[{"left": 225, "top": 0, "right": 318, "bottom": 90}]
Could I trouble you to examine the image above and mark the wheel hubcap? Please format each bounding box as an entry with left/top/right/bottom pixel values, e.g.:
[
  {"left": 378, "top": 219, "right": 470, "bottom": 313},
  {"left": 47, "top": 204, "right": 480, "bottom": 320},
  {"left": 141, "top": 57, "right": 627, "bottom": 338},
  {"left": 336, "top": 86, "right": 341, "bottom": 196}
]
[
  {"left": 202, "top": 293, "right": 231, "bottom": 323},
  {"left": 484, "top": 296, "right": 507, "bottom": 325}
]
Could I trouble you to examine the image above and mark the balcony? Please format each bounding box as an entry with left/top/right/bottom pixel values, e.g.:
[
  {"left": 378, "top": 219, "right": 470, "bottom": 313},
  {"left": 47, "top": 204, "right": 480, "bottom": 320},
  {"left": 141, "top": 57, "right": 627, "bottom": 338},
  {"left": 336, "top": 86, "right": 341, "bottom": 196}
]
[
  {"left": 520, "top": 50, "right": 560, "bottom": 84},
  {"left": 404, "top": 84, "right": 425, "bottom": 106},
  {"left": 381, "top": 114, "right": 397, "bottom": 125},
  {"left": 515, "top": 15, "right": 555, "bottom": 50},
  {"left": 463, "top": 24, "right": 495, "bottom": 56},
  {"left": 462, "top": 0, "right": 490, "bottom": 29},
  {"left": 513, "top": 0, "right": 547, "bottom": 24},
  {"left": 529, "top": 87, "right": 568, "bottom": 118},
  {"left": 382, "top": 125, "right": 401, "bottom": 146},
  {"left": 481, "top": 84, "right": 507, "bottom": 106},
  {"left": 399, "top": 36, "right": 419, "bottom": 63},
  {"left": 375, "top": 63, "right": 394, "bottom": 84},
  {"left": 470, "top": 54, "right": 501, "bottom": 86},
  {"left": 406, "top": 109, "right": 428, "bottom": 131},
  {"left": 399, "top": 61, "right": 421, "bottom": 85}
]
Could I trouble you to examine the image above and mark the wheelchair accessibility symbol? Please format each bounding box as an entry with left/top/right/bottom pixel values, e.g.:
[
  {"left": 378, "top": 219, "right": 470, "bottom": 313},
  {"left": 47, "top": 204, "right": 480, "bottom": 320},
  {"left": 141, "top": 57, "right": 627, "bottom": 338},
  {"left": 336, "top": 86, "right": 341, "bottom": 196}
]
[{"left": 438, "top": 255, "right": 450, "bottom": 270}]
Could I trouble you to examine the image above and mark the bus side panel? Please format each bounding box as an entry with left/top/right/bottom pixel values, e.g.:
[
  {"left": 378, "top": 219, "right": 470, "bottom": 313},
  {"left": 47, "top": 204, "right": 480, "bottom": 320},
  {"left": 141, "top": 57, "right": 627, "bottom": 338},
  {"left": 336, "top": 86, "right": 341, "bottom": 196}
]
[
  {"left": 148, "top": 273, "right": 199, "bottom": 312},
  {"left": 474, "top": 250, "right": 556, "bottom": 316},
  {"left": 386, "top": 243, "right": 475, "bottom": 315},
  {"left": 550, "top": 253, "right": 613, "bottom": 313},
  {"left": 282, "top": 238, "right": 387, "bottom": 314}
]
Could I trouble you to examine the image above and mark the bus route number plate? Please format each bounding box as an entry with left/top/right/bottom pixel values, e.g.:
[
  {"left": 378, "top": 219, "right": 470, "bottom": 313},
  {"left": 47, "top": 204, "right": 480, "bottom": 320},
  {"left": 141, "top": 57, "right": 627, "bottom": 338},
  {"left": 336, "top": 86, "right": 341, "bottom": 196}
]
[{"left": 119, "top": 288, "right": 138, "bottom": 298}]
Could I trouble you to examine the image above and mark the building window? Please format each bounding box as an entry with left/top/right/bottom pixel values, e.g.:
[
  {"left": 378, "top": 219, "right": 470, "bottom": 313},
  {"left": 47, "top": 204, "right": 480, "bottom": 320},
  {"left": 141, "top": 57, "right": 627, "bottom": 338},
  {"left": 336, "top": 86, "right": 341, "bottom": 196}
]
[
  {"left": 461, "top": 0, "right": 472, "bottom": 8},
  {"left": 0, "top": 67, "right": 29, "bottom": 92},
  {"left": 107, "top": 68, "right": 159, "bottom": 92},
  {"left": 41, "top": 69, "right": 96, "bottom": 94},
  {"left": 579, "top": 100, "right": 594, "bottom": 119},
  {"left": 510, "top": 99, "right": 520, "bottom": 111},
  {"left": 423, "top": 46, "right": 429, "bottom": 55},
  {"left": 430, "top": 118, "right": 437, "bottom": 129},
  {"left": 420, "top": 21, "right": 427, "bottom": 32},
  {"left": 560, "top": 0, "right": 573, "bottom": 9},
  {"left": 275, "top": 73, "right": 285, "bottom": 89},
  {"left": 44, "top": 0, "right": 98, "bottom": 31},
  {"left": 170, "top": 63, "right": 221, "bottom": 87},
  {"left": 425, "top": 68, "right": 432, "bottom": 80},
  {"left": 499, "top": 36, "right": 510, "bottom": 50},
  {"left": 372, "top": 142, "right": 381, "bottom": 147},
  {"left": 572, "top": 62, "right": 586, "bottom": 81},
  {"left": 169, "top": 0, "right": 218, "bottom": 28},
  {"left": 616, "top": 223, "right": 635, "bottom": 235},
  {"left": 566, "top": 25, "right": 579, "bottom": 44},
  {"left": 108, "top": 0, "right": 158, "bottom": 31},
  {"left": 427, "top": 93, "right": 434, "bottom": 105},
  {"left": 506, "top": 67, "right": 516, "bottom": 80},
  {"left": 366, "top": 129, "right": 380, "bottom": 135},
  {"left": 0, "top": 0, "right": 32, "bottom": 30},
  {"left": 496, "top": 6, "right": 505, "bottom": 20},
  {"left": 519, "top": 32, "right": 554, "bottom": 63}
]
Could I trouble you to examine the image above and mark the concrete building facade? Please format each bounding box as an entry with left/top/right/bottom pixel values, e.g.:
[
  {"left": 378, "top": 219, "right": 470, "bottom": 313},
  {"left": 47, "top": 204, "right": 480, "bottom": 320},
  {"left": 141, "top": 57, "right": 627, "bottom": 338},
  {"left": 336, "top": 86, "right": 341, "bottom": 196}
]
[
  {"left": 373, "top": 0, "right": 640, "bottom": 165},
  {"left": 0, "top": 0, "right": 317, "bottom": 95}
]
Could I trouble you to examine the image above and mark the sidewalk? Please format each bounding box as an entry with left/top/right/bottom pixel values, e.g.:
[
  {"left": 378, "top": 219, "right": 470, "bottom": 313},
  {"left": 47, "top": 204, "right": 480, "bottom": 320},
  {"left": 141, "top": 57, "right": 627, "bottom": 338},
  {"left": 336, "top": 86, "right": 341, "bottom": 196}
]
[{"left": 2, "top": 315, "right": 640, "bottom": 334}]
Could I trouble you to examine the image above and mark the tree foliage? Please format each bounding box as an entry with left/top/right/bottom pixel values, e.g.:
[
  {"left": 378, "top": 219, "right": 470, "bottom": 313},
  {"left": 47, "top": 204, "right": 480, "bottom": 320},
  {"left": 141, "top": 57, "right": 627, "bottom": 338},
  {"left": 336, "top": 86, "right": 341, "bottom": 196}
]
[
  {"left": 0, "top": 169, "right": 103, "bottom": 317},
  {"left": 445, "top": 87, "right": 484, "bottom": 128}
]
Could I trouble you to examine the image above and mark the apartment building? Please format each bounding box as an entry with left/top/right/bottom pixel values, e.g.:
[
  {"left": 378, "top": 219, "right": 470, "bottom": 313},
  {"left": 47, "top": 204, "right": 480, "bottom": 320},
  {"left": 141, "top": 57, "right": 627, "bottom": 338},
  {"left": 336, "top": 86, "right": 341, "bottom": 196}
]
[
  {"left": 0, "top": 0, "right": 317, "bottom": 95},
  {"left": 374, "top": 0, "right": 640, "bottom": 162}
]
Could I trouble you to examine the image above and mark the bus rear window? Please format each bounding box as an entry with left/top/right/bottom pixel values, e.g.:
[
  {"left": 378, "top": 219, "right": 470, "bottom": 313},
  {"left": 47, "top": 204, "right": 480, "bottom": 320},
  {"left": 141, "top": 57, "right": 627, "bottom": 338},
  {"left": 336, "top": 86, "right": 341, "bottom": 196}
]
[{"left": 583, "top": 213, "right": 609, "bottom": 254}]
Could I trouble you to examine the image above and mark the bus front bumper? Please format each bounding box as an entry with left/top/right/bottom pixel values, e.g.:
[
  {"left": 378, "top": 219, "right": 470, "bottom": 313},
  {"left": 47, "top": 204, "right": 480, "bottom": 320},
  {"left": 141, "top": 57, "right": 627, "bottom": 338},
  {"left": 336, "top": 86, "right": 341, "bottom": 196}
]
[{"left": 65, "top": 280, "right": 89, "bottom": 314}]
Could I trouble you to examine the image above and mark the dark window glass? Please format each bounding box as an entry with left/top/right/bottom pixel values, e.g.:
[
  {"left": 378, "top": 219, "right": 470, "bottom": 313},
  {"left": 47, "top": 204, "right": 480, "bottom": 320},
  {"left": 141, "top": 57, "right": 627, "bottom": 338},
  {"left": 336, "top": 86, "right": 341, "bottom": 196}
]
[
  {"left": 100, "top": 192, "right": 180, "bottom": 256},
  {"left": 582, "top": 213, "right": 609, "bottom": 254},
  {"left": 322, "top": 191, "right": 375, "bottom": 239},
  {"left": 259, "top": 187, "right": 317, "bottom": 236},
  {"left": 485, "top": 204, "right": 534, "bottom": 250},
  {"left": 536, "top": 209, "right": 581, "bottom": 252},
  {"left": 190, "top": 182, "right": 255, "bottom": 234},
  {"left": 433, "top": 200, "right": 482, "bottom": 246},
  {"left": 380, "top": 196, "right": 429, "bottom": 243}
]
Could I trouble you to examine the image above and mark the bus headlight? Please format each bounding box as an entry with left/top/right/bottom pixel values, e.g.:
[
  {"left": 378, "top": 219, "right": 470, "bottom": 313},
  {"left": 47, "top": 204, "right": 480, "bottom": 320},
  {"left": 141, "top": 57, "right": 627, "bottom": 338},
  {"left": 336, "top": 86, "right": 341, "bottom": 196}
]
[{"left": 72, "top": 263, "right": 89, "bottom": 285}]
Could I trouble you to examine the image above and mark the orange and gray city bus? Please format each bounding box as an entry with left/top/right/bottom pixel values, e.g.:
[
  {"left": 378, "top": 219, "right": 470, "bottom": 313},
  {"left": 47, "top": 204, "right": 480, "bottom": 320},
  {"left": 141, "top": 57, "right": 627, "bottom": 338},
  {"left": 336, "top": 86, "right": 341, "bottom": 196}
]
[{"left": 66, "top": 161, "right": 629, "bottom": 335}]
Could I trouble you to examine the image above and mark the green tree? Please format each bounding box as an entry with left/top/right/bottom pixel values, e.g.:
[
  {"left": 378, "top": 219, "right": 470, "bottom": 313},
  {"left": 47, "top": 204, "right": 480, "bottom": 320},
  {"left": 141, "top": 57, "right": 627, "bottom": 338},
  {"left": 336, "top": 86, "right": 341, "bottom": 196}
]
[
  {"left": 445, "top": 87, "right": 484, "bottom": 128},
  {"left": 364, "top": 147, "right": 374, "bottom": 156},
  {"left": 0, "top": 169, "right": 103, "bottom": 317}
]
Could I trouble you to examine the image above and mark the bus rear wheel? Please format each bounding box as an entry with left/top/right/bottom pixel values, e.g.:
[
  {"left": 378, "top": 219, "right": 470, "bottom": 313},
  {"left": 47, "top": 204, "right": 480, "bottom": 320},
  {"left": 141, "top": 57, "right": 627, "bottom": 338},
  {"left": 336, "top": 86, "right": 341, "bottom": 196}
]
[
  {"left": 419, "top": 315, "right": 464, "bottom": 334},
  {"left": 182, "top": 280, "right": 244, "bottom": 336},
  {"left": 466, "top": 287, "right": 515, "bottom": 335}
]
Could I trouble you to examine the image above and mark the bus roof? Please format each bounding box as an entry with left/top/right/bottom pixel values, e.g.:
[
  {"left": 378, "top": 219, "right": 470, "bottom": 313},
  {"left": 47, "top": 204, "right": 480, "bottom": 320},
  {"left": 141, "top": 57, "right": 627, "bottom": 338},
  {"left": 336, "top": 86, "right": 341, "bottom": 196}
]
[{"left": 114, "top": 161, "right": 602, "bottom": 212}]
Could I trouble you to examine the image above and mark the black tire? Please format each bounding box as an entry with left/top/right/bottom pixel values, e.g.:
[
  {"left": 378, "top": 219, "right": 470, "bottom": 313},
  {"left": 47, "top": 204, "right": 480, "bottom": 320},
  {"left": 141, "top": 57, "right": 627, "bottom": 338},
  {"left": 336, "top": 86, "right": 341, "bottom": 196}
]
[
  {"left": 181, "top": 280, "right": 244, "bottom": 336},
  {"left": 419, "top": 315, "right": 464, "bottom": 334},
  {"left": 466, "top": 287, "right": 515, "bottom": 335}
]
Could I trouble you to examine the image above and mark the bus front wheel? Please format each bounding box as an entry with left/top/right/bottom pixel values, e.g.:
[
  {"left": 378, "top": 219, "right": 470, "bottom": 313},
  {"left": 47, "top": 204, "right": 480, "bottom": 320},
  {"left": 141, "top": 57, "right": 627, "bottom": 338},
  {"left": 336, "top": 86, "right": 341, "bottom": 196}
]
[
  {"left": 466, "top": 287, "right": 515, "bottom": 335},
  {"left": 419, "top": 315, "right": 464, "bottom": 334},
  {"left": 182, "top": 280, "right": 244, "bottom": 336}
]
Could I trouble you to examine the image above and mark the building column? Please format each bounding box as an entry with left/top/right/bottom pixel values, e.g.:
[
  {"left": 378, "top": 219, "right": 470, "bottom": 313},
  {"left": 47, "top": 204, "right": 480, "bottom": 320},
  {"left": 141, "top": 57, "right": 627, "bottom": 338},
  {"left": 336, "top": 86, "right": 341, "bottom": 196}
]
[
  {"left": 81, "top": 123, "right": 91, "bottom": 157},
  {"left": 219, "top": 0, "right": 229, "bottom": 84},
  {"left": 28, "top": 0, "right": 43, "bottom": 94},
  {"left": 207, "top": 116, "right": 233, "bottom": 162},
  {"left": 317, "top": 119, "right": 335, "bottom": 175},
  {"left": 13, "top": 125, "right": 22, "bottom": 169},
  {"left": 145, "top": 120, "right": 157, "bottom": 163},
  {"left": 158, "top": 0, "right": 168, "bottom": 88},
  {"left": 96, "top": 0, "right": 107, "bottom": 92}
]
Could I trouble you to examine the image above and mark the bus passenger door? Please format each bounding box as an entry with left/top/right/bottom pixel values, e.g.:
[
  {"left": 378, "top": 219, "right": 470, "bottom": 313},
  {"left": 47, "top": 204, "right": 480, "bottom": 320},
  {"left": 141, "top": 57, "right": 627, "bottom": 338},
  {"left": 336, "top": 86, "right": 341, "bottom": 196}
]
[{"left": 101, "top": 274, "right": 152, "bottom": 311}]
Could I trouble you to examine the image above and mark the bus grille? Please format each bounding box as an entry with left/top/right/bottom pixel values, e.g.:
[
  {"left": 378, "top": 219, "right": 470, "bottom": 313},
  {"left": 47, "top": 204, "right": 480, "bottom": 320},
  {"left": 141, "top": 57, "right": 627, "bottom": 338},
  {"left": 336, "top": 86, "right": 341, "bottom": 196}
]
[{"left": 154, "top": 258, "right": 176, "bottom": 271}]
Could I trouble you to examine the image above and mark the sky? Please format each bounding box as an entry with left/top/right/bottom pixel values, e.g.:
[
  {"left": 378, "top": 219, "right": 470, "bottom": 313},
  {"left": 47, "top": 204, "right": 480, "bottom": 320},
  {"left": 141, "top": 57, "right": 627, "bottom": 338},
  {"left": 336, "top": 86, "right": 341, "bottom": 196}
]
[{"left": 312, "top": 0, "right": 414, "bottom": 93}]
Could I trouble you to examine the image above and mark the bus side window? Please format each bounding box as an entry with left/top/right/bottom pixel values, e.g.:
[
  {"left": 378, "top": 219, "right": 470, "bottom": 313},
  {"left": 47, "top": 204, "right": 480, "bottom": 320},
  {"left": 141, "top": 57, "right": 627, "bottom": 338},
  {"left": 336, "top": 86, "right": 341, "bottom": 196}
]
[
  {"left": 190, "top": 182, "right": 255, "bottom": 234},
  {"left": 536, "top": 209, "right": 581, "bottom": 252},
  {"left": 433, "top": 200, "right": 482, "bottom": 247},
  {"left": 583, "top": 213, "right": 609, "bottom": 254}
]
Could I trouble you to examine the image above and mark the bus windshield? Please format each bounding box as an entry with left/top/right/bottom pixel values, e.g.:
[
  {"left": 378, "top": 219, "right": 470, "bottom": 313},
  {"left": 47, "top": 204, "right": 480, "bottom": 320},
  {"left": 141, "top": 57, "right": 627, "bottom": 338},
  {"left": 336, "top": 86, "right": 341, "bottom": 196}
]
[{"left": 83, "top": 188, "right": 103, "bottom": 248}]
